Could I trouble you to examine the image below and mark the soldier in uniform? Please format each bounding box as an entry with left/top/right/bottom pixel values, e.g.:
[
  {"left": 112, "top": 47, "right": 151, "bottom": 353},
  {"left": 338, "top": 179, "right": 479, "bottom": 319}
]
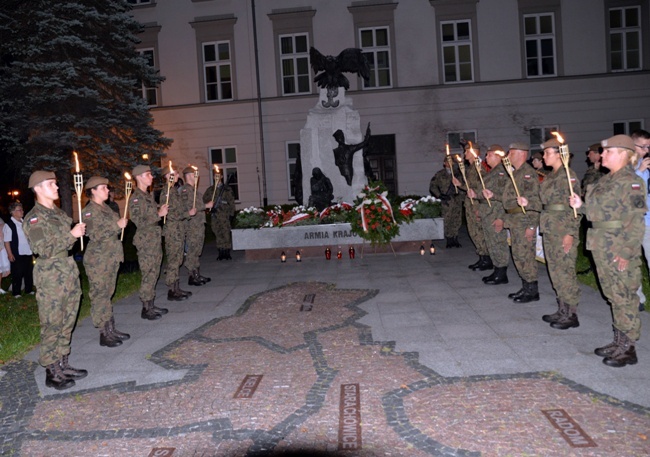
[
  {"left": 484, "top": 142, "right": 541, "bottom": 303},
  {"left": 473, "top": 145, "right": 510, "bottom": 285},
  {"left": 82, "top": 176, "right": 130, "bottom": 347},
  {"left": 429, "top": 157, "right": 463, "bottom": 248},
  {"left": 182, "top": 166, "right": 213, "bottom": 286},
  {"left": 203, "top": 169, "right": 235, "bottom": 260},
  {"left": 23, "top": 171, "right": 87, "bottom": 390},
  {"left": 581, "top": 143, "right": 606, "bottom": 195},
  {"left": 537, "top": 139, "right": 582, "bottom": 329},
  {"left": 160, "top": 166, "right": 194, "bottom": 301},
  {"left": 632, "top": 129, "right": 650, "bottom": 311},
  {"left": 570, "top": 135, "right": 646, "bottom": 367},
  {"left": 531, "top": 151, "right": 546, "bottom": 182},
  {"left": 453, "top": 144, "right": 492, "bottom": 270},
  {"left": 129, "top": 165, "right": 169, "bottom": 320}
]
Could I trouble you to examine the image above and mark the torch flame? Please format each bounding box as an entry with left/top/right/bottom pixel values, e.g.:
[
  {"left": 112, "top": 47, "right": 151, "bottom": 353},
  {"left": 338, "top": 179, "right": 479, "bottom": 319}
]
[
  {"left": 445, "top": 144, "right": 450, "bottom": 156},
  {"left": 551, "top": 131, "right": 565, "bottom": 144},
  {"left": 214, "top": 164, "right": 220, "bottom": 173},
  {"left": 124, "top": 172, "right": 131, "bottom": 180},
  {"left": 494, "top": 149, "right": 506, "bottom": 158},
  {"left": 73, "top": 152, "right": 80, "bottom": 173},
  {"left": 468, "top": 141, "right": 478, "bottom": 159},
  {"left": 191, "top": 165, "right": 198, "bottom": 171},
  {"left": 168, "top": 161, "right": 173, "bottom": 173}
]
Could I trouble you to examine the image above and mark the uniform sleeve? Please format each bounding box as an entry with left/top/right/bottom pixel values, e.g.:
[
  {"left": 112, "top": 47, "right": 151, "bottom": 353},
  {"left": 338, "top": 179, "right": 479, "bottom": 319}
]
[
  {"left": 85, "top": 205, "right": 119, "bottom": 242},
  {"left": 23, "top": 211, "right": 76, "bottom": 257},
  {"left": 619, "top": 175, "right": 647, "bottom": 260},
  {"left": 203, "top": 186, "right": 215, "bottom": 204}
]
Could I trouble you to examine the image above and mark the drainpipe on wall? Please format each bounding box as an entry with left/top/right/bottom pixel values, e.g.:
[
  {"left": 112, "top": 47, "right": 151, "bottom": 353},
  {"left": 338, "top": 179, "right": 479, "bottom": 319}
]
[{"left": 251, "top": 0, "right": 267, "bottom": 207}]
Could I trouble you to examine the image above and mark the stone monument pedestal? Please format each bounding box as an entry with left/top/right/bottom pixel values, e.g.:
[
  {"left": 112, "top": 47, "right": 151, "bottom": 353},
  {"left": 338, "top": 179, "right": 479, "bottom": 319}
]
[{"left": 300, "top": 88, "right": 367, "bottom": 206}]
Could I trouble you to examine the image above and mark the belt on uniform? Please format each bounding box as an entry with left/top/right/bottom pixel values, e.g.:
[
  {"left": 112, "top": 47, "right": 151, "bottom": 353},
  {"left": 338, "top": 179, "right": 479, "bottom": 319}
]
[
  {"left": 588, "top": 221, "right": 623, "bottom": 229},
  {"left": 41, "top": 251, "right": 69, "bottom": 260},
  {"left": 505, "top": 207, "right": 525, "bottom": 214},
  {"left": 543, "top": 204, "right": 569, "bottom": 211}
]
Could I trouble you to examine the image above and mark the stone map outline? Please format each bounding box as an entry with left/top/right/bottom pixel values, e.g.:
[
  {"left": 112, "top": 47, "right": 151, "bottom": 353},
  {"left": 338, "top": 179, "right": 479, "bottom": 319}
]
[{"left": 1, "top": 282, "right": 649, "bottom": 456}]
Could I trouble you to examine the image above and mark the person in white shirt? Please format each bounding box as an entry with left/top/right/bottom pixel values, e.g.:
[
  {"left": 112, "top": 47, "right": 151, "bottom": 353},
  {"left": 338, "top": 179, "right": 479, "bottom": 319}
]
[{"left": 3, "top": 202, "right": 34, "bottom": 297}]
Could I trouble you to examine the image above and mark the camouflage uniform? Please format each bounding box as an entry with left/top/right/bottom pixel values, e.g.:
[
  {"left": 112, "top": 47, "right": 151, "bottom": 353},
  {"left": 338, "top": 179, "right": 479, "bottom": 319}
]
[
  {"left": 128, "top": 187, "right": 163, "bottom": 302},
  {"left": 540, "top": 167, "right": 582, "bottom": 326},
  {"left": 581, "top": 166, "right": 605, "bottom": 196},
  {"left": 82, "top": 200, "right": 123, "bottom": 328},
  {"left": 429, "top": 167, "right": 463, "bottom": 242},
  {"left": 462, "top": 163, "right": 489, "bottom": 256},
  {"left": 478, "top": 163, "right": 510, "bottom": 268},
  {"left": 203, "top": 183, "right": 235, "bottom": 251},
  {"left": 160, "top": 184, "right": 189, "bottom": 288},
  {"left": 585, "top": 164, "right": 645, "bottom": 341},
  {"left": 23, "top": 203, "right": 81, "bottom": 367},
  {"left": 181, "top": 183, "right": 207, "bottom": 273}
]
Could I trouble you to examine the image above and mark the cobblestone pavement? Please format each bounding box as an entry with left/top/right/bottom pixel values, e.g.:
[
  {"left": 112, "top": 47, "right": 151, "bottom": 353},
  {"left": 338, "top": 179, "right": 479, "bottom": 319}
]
[{"left": 1, "top": 237, "right": 649, "bottom": 456}]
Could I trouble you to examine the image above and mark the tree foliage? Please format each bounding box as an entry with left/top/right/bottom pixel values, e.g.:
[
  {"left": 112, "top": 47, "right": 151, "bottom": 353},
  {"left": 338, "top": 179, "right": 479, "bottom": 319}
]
[{"left": 0, "top": 0, "right": 172, "bottom": 215}]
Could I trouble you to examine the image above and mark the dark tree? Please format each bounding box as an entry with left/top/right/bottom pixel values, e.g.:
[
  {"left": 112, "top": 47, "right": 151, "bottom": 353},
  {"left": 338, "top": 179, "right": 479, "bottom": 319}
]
[{"left": 0, "top": 0, "right": 172, "bottom": 216}]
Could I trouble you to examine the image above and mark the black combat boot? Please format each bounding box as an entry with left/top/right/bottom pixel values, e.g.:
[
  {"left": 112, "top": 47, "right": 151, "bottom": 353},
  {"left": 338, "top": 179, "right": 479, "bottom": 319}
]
[
  {"left": 151, "top": 298, "right": 168, "bottom": 315},
  {"left": 484, "top": 266, "right": 508, "bottom": 285},
  {"left": 167, "top": 284, "right": 188, "bottom": 301},
  {"left": 446, "top": 237, "right": 454, "bottom": 248},
  {"left": 476, "top": 255, "right": 493, "bottom": 271},
  {"left": 513, "top": 280, "right": 539, "bottom": 303},
  {"left": 45, "top": 362, "right": 75, "bottom": 390},
  {"left": 217, "top": 249, "right": 225, "bottom": 260},
  {"left": 508, "top": 281, "right": 526, "bottom": 300},
  {"left": 453, "top": 236, "right": 461, "bottom": 247},
  {"left": 100, "top": 322, "right": 122, "bottom": 347},
  {"left": 224, "top": 249, "right": 232, "bottom": 260},
  {"left": 60, "top": 354, "right": 88, "bottom": 379},
  {"left": 595, "top": 328, "right": 621, "bottom": 357},
  {"left": 188, "top": 270, "right": 204, "bottom": 286},
  {"left": 197, "top": 268, "right": 211, "bottom": 283},
  {"left": 468, "top": 256, "right": 482, "bottom": 269},
  {"left": 176, "top": 279, "right": 192, "bottom": 298},
  {"left": 603, "top": 332, "right": 638, "bottom": 367},
  {"left": 550, "top": 303, "right": 579, "bottom": 330},
  {"left": 141, "top": 299, "right": 162, "bottom": 320},
  {"left": 109, "top": 316, "right": 130, "bottom": 340},
  {"left": 542, "top": 298, "right": 564, "bottom": 323}
]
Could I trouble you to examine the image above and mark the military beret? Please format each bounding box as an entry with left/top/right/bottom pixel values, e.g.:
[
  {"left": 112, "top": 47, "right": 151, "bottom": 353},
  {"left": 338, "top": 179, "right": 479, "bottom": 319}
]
[
  {"left": 587, "top": 143, "right": 602, "bottom": 154},
  {"left": 182, "top": 166, "right": 196, "bottom": 175},
  {"left": 541, "top": 138, "right": 562, "bottom": 149},
  {"left": 601, "top": 134, "right": 635, "bottom": 151},
  {"left": 508, "top": 142, "right": 530, "bottom": 151},
  {"left": 487, "top": 144, "right": 504, "bottom": 152},
  {"left": 84, "top": 176, "right": 109, "bottom": 190},
  {"left": 28, "top": 170, "right": 56, "bottom": 188},
  {"left": 531, "top": 152, "right": 544, "bottom": 161},
  {"left": 132, "top": 164, "right": 151, "bottom": 177}
]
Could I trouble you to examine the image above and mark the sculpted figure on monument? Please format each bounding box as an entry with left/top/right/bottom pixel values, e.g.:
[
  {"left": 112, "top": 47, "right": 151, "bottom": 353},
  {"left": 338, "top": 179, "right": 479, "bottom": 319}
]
[
  {"left": 309, "top": 47, "right": 370, "bottom": 108},
  {"left": 307, "top": 168, "right": 334, "bottom": 211},
  {"left": 292, "top": 149, "right": 303, "bottom": 206},
  {"left": 333, "top": 124, "right": 371, "bottom": 186}
]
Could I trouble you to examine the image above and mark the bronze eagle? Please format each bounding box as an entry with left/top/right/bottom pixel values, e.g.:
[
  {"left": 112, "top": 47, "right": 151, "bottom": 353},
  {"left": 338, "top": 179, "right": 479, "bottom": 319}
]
[{"left": 309, "top": 47, "right": 370, "bottom": 91}]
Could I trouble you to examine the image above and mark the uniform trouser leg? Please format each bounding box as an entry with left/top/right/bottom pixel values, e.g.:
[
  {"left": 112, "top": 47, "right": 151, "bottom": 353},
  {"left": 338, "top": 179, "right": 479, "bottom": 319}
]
[
  {"left": 465, "top": 200, "right": 488, "bottom": 256},
  {"left": 184, "top": 223, "right": 205, "bottom": 272},
  {"left": 35, "top": 258, "right": 82, "bottom": 366},
  {"left": 592, "top": 250, "right": 642, "bottom": 341},
  {"left": 442, "top": 201, "right": 462, "bottom": 238},
  {"left": 509, "top": 223, "right": 538, "bottom": 283},
  {"left": 164, "top": 225, "right": 185, "bottom": 287},
  {"left": 211, "top": 215, "right": 232, "bottom": 249},
  {"left": 482, "top": 217, "right": 509, "bottom": 268},
  {"left": 86, "top": 258, "right": 120, "bottom": 328},
  {"left": 137, "top": 240, "right": 162, "bottom": 302},
  {"left": 543, "top": 231, "right": 581, "bottom": 307}
]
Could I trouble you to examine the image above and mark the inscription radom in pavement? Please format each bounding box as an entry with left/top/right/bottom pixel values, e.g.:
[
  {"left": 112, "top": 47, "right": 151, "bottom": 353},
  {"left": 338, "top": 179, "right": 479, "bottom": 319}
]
[
  {"left": 541, "top": 409, "right": 596, "bottom": 448},
  {"left": 339, "top": 384, "right": 362, "bottom": 451},
  {"left": 234, "top": 375, "right": 263, "bottom": 399}
]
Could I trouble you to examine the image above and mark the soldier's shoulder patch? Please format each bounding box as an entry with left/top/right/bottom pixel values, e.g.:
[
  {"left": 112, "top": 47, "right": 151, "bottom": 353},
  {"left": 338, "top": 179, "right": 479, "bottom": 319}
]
[
  {"left": 182, "top": 188, "right": 188, "bottom": 193},
  {"left": 29, "top": 217, "right": 39, "bottom": 225},
  {"left": 84, "top": 212, "right": 92, "bottom": 218},
  {"left": 524, "top": 174, "right": 532, "bottom": 179},
  {"left": 498, "top": 172, "right": 504, "bottom": 176},
  {"left": 132, "top": 198, "right": 139, "bottom": 204},
  {"left": 632, "top": 183, "right": 641, "bottom": 191},
  {"left": 632, "top": 194, "right": 646, "bottom": 208},
  {"left": 570, "top": 178, "right": 576, "bottom": 182}
]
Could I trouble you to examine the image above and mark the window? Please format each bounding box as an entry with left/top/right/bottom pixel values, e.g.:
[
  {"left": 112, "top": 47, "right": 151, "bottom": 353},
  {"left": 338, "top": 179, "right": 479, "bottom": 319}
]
[
  {"left": 128, "top": 0, "right": 152, "bottom": 4},
  {"left": 446, "top": 131, "right": 477, "bottom": 152},
  {"left": 137, "top": 49, "right": 158, "bottom": 106},
  {"left": 523, "top": 13, "right": 556, "bottom": 77},
  {"left": 528, "top": 126, "right": 558, "bottom": 152},
  {"left": 441, "top": 20, "right": 473, "bottom": 83},
  {"left": 203, "top": 41, "right": 233, "bottom": 101},
  {"left": 286, "top": 142, "right": 300, "bottom": 199},
  {"left": 360, "top": 27, "right": 392, "bottom": 88},
  {"left": 613, "top": 120, "right": 644, "bottom": 135},
  {"left": 279, "top": 34, "right": 310, "bottom": 95},
  {"left": 210, "top": 147, "right": 239, "bottom": 200},
  {"left": 609, "top": 6, "right": 642, "bottom": 71}
]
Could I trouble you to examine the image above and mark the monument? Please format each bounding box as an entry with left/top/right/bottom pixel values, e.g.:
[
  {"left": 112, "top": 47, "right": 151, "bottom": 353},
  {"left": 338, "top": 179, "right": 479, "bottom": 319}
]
[{"left": 300, "top": 47, "right": 371, "bottom": 206}]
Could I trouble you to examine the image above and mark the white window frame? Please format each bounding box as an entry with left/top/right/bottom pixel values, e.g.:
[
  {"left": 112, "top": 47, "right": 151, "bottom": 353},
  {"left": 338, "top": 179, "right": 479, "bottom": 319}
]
[
  {"left": 209, "top": 146, "right": 239, "bottom": 201},
  {"left": 523, "top": 13, "right": 557, "bottom": 78},
  {"left": 528, "top": 125, "right": 559, "bottom": 152},
  {"left": 609, "top": 6, "right": 643, "bottom": 71},
  {"left": 441, "top": 20, "right": 474, "bottom": 84},
  {"left": 446, "top": 130, "right": 477, "bottom": 153},
  {"left": 286, "top": 142, "right": 300, "bottom": 200},
  {"left": 279, "top": 33, "right": 311, "bottom": 96},
  {"left": 137, "top": 48, "right": 158, "bottom": 107},
  {"left": 203, "top": 41, "right": 233, "bottom": 102},
  {"left": 613, "top": 119, "right": 644, "bottom": 135},
  {"left": 359, "top": 26, "right": 392, "bottom": 89}
]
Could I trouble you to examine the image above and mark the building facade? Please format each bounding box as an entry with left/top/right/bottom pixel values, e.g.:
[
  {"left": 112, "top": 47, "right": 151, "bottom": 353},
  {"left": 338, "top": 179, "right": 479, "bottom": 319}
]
[{"left": 129, "top": 0, "right": 650, "bottom": 208}]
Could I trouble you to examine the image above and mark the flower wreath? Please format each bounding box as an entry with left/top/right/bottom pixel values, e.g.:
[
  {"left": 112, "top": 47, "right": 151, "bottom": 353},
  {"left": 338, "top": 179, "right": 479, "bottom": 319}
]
[{"left": 347, "top": 182, "right": 400, "bottom": 246}]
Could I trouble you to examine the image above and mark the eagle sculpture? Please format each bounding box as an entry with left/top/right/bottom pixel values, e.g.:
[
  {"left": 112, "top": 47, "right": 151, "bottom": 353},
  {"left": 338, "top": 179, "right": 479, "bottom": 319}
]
[{"left": 310, "top": 47, "right": 370, "bottom": 108}]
